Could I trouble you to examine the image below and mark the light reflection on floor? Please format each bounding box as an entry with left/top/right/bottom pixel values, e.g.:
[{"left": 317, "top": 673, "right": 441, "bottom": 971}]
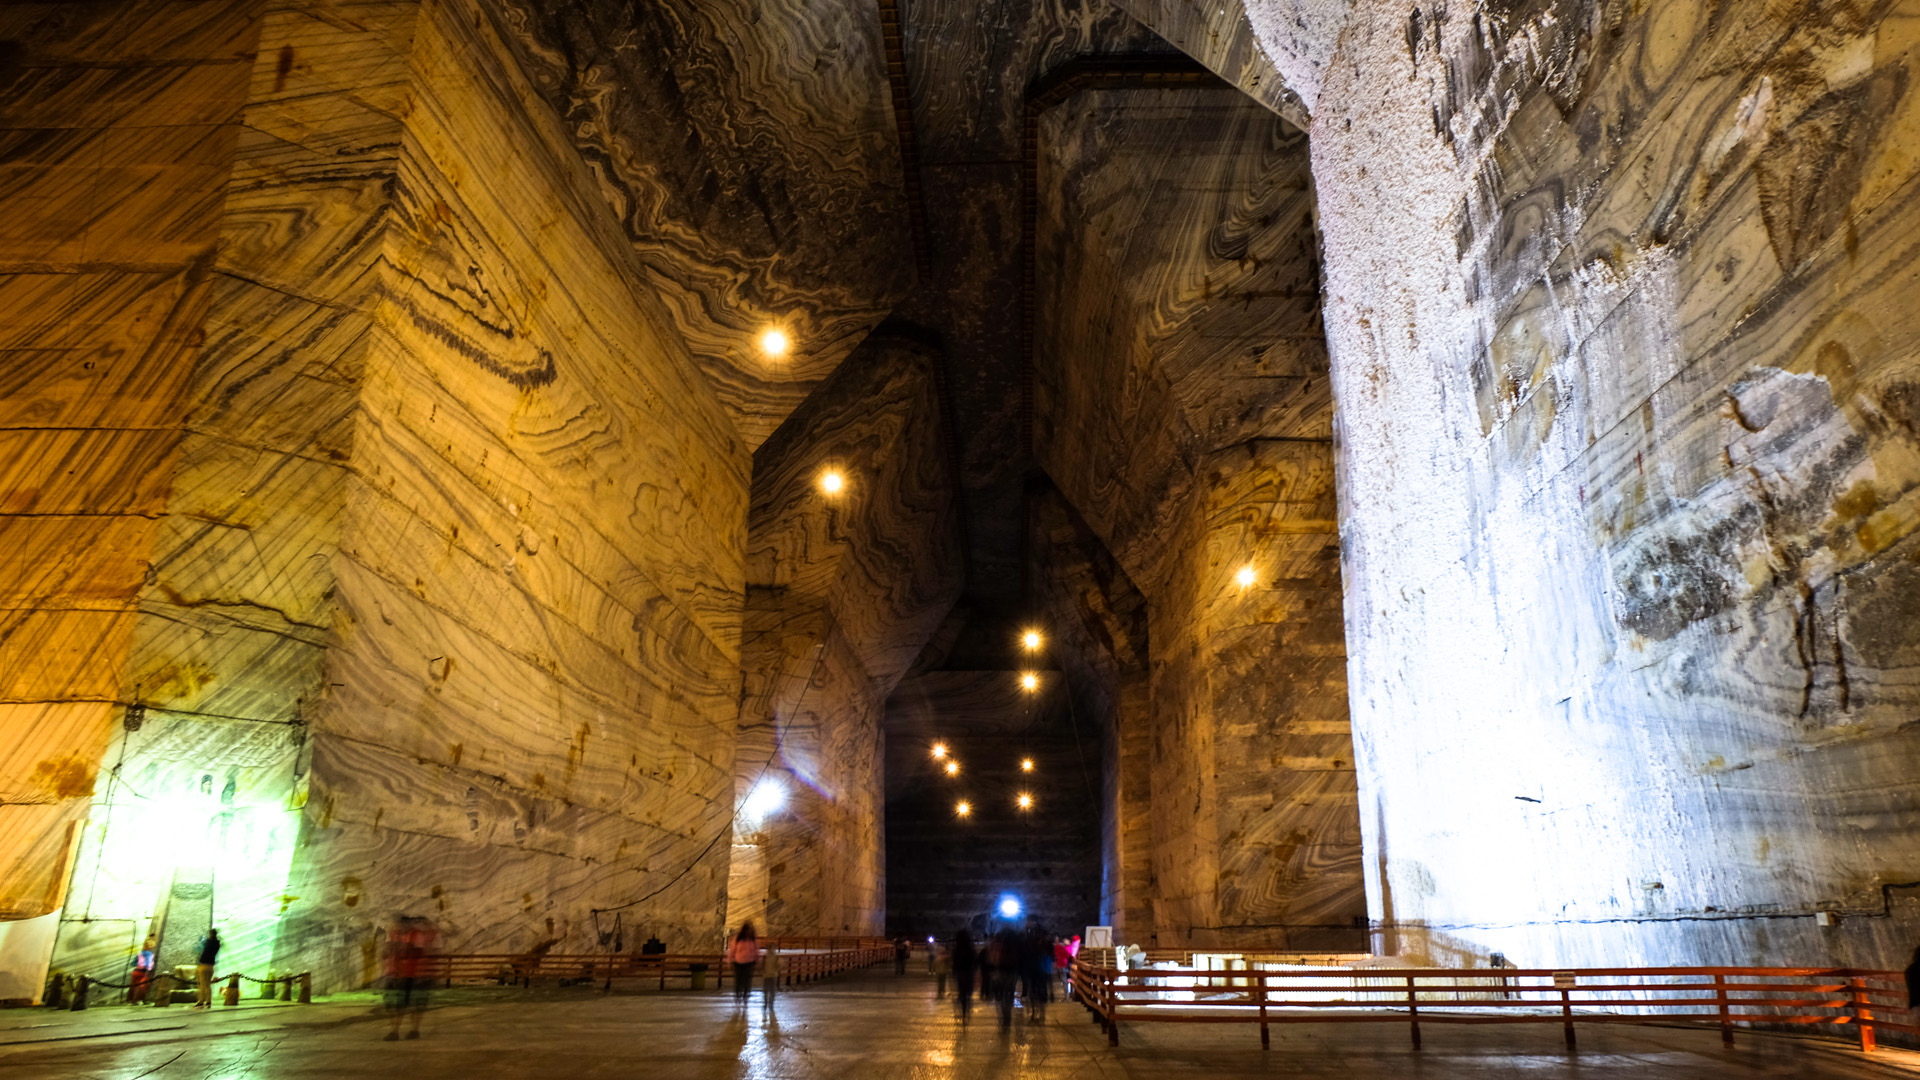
[{"left": 1, "top": 972, "right": 1915, "bottom": 1079}]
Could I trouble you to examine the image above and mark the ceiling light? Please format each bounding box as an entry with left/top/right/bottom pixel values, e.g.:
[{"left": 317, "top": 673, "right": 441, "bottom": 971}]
[
  {"left": 758, "top": 328, "right": 790, "bottom": 357},
  {"left": 955, "top": 800, "right": 971, "bottom": 817},
  {"left": 741, "top": 779, "right": 784, "bottom": 823},
  {"left": 1020, "top": 758, "right": 1034, "bottom": 772},
  {"left": 1021, "top": 629, "right": 1042, "bottom": 651},
  {"left": 1019, "top": 672, "right": 1039, "bottom": 692},
  {"left": 1235, "top": 564, "right": 1257, "bottom": 589},
  {"left": 819, "top": 469, "right": 845, "bottom": 495},
  {"left": 944, "top": 760, "right": 959, "bottom": 776},
  {"left": 931, "top": 742, "right": 947, "bottom": 759},
  {"left": 1016, "top": 792, "right": 1033, "bottom": 810}
]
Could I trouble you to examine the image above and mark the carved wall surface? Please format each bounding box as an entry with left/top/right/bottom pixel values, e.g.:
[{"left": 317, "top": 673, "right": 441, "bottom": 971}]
[
  {"left": 1305, "top": 0, "right": 1920, "bottom": 966},
  {"left": 11, "top": 0, "right": 752, "bottom": 991},
  {"left": 0, "top": 0, "right": 267, "bottom": 994},
  {"left": 490, "top": 0, "right": 915, "bottom": 448},
  {"left": 1031, "top": 83, "right": 1361, "bottom": 948},
  {"left": 727, "top": 335, "right": 963, "bottom": 937}
]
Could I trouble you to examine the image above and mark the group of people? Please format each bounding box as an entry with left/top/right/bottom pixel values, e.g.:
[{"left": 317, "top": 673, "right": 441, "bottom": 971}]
[
  {"left": 725, "top": 921, "right": 782, "bottom": 1013},
  {"left": 935, "top": 926, "right": 1078, "bottom": 1029},
  {"left": 123, "top": 928, "right": 223, "bottom": 1009}
]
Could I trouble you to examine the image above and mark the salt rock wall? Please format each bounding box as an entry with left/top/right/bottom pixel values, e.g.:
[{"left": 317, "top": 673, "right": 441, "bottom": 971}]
[
  {"left": 1033, "top": 83, "right": 1363, "bottom": 946},
  {"left": 9, "top": 0, "right": 752, "bottom": 991},
  {"left": 1146, "top": 440, "right": 1362, "bottom": 949},
  {"left": 0, "top": 0, "right": 265, "bottom": 983},
  {"left": 491, "top": 0, "right": 915, "bottom": 449},
  {"left": 1028, "top": 487, "right": 1153, "bottom": 937},
  {"left": 727, "top": 334, "right": 964, "bottom": 937},
  {"left": 1308, "top": 0, "right": 1920, "bottom": 967},
  {"left": 284, "top": 0, "right": 748, "bottom": 984}
]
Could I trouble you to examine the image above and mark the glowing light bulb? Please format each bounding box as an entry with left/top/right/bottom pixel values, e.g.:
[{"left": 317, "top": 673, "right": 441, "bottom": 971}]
[
  {"left": 1020, "top": 758, "right": 1034, "bottom": 772},
  {"left": 741, "top": 779, "right": 785, "bottom": 823},
  {"left": 1235, "top": 564, "right": 1257, "bottom": 589},
  {"left": 1019, "top": 672, "right": 1039, "bottom": 692},
  {"left": 820, "top": 469, "right": 845, "bottom": 495},
  {"left": 944, "top": 760, "right": 959, "bottom": 776},
  {"left": 931, "top": 742, "right": 948, "bottom": 759},
  {"left": 955, "top": 800, "right": 971, "bottom": 817},
  {"left": 758, "top": 328, "right": 790, "bottom": 357},
  {"left": 1016, "top": 792, "right": 1033, "bottom": 810},
  {"left": 1021, "top": 629, "right": 1042, "bottom": 651},
  {"left": 998, "top": 895, "right": 1021, "bottom": 918}
]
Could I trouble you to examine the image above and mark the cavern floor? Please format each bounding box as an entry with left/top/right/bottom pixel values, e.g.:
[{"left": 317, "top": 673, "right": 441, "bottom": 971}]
[{"left": 1, "top": 971, "right": 1914, "bottom": 1079}]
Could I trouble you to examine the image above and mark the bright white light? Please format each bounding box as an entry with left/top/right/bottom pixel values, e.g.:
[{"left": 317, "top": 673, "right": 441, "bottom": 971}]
[
  {"left": 931, "top": 742, "right": 948, "bottom": 759},
  {"left": 820, "top": 469, "right": 845, "bottom": 495},
  {"left": 955, "top": 800, "right": 971, "bottom": 817},
  {"left": 998, "top": 895, "right": 1021, "bottom": 919},
  {"left": 1019, "top": 672, "right": 1039, "bottom": 692},
  {"left": 1020, "top": 758, "right": 1034, "bottom": 772},
  {"left": 1235, "top": 564, "right": 1257, "bottom": 589},
  {"left": 944, "top": 760, "right": 960, "bottom": 776},
  {"left": 1021, "top": 630, "right": 1042, "bottom": 651},
  {"left": 742, "top": 779, "right": 785, "bottom": 822},
  {"left": 1016, "top": 792, "right": 1033, "bottom": 810},
  {"left": 759, "top": 328, "right": 790, "bottom": 357}
]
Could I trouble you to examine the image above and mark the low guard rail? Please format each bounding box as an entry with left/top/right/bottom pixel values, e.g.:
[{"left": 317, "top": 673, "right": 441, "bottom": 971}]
[
  {"left": 424, "top": 944, "right": 890, "bottom": 990},
  {"left": 1069, "top": 963, "right": 1915, "bottom": 1052}
]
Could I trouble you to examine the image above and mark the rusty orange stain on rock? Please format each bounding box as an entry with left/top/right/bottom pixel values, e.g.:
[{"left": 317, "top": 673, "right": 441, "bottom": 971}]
[{"left": 32, "top": 756, "right": 96, "bottom": 798}]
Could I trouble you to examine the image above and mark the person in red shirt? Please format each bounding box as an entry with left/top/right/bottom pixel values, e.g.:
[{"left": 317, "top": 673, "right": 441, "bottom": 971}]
[{"left": 383, "top": 916, "right": 440, "bottom": 1040}]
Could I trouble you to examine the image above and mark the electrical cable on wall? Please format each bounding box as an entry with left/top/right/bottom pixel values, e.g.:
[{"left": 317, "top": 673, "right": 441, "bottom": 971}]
[{"left": 590, "top": 614, "right": 837, "bottom": 927}]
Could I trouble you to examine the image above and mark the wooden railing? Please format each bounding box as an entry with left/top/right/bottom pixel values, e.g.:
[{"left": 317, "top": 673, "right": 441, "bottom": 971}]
[
  {"left": 424, "top": 940, "right": 891, "bottom": 991},
  {"left": 1069, "top": 963, "right": 1916, "bottom": 1052}
]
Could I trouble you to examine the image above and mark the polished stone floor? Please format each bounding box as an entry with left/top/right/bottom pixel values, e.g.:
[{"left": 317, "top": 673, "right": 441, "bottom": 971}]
[{"left": 2, "top": 970, "right": 1915, "bottom": 1079}]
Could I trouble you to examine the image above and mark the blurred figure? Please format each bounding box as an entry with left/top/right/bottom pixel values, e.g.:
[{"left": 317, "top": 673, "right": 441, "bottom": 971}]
[
  {"left": 1053, "top": 937, "right": 1073, "bottom": 999},
  {"left": 894, "top": 935, "right": 910, "bottom": 975},
  {"left": 128, "top": 936, "right": 156, "bottom": 1005},
  {"left": 192, "top": 929, "right": 221, "bottom": 1009},
  {"left": 990, "top": 929, "right": 1022, "bottom": 1029},
  {"left": 728, "top": 922, "right": 760, "bottom": 1009},
  {"left": 1022, "top": 923, "right": 1050, "bottom": 1024},
  {"left": 933, "top": 938, "right": 950, "bottom": 998},
  {"left": 950, "top": 930, "right": 976, "bottom": 1022},
  {"left": 761, "top": 943, "right": 781, "bottom": 1015},
  {"left": 383, "top": 915, "right": 439, "bottom": 1040},
  {"left": 1906, "top": 943, "right": 1919, "bottom": 1011}
]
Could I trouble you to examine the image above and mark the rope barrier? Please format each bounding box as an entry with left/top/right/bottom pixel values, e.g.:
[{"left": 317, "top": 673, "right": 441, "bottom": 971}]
[{"left": 43, "top": 969, "right": 312, "bottom": 1009}]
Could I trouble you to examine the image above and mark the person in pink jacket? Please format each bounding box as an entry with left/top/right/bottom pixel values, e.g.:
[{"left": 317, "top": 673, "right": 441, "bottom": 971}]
[{"left": 727, "top": 922, "right": 760, "bottom": 1008}]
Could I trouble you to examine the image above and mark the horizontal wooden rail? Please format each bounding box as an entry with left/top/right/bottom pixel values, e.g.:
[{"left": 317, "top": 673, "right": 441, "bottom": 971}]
[
  {"left": 1068, "top": 963, "right": 1915, "bottom": 1053},
  {"left": 421, "top": 944, "right": 891, "bottom": 991}
]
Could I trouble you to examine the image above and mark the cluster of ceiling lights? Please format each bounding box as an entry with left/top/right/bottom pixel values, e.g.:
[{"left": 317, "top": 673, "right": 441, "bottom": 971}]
[{"left": 933, "top": 736, "right": 1034, "bottom": 819}]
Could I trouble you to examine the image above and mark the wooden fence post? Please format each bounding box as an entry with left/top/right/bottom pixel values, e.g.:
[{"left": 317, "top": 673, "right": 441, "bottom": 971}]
[
  {"left": 1406, "top": 975, "right": 1421, "bottom": 1049},
  {"left": 1715, "top": 974, "right": 1732, "bottom": 1046},
  {"left": 1849, "top": 973, "right": 1876, "bottom": 1053},
  {"left": 1560, "top": 987, "right": 1575, "bottom": 1049},
  {"left": 1257, "top": 970, "right": 1270, "bottom": 1049}
]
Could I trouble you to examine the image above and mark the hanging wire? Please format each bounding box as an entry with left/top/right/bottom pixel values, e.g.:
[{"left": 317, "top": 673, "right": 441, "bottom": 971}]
[{"left": 590, "top": 613, "right": 837, "bottom": 924}]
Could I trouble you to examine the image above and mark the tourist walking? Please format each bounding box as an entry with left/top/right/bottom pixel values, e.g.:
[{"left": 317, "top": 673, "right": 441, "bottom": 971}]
[
  {"left": 990, "top": 929, "right": 1021, "bottom": 1029},
  {"left": 1053, "top": 937, "right": 1073, "bottom": 999},
  {"left": 894, "top": 935, "right": 910, "bottom": 975},
  {"left": 192, "top": 929, "right": 220, "bottom": 1009},
  {"left": 760, "top": 943, "right": 782, "bottom": 1014},
  {"left": 383, "top": 915, "right": 440, "bottom": 1040},
  {"left": 951, "top": 930, "right": 977, "bottom": 1022},
  {"left": 933, "top": 938, "right": 950, "bottom": 997},
  {"left": 728, "top": 922, "right": 760, "bottom": 1008},
  {"left": 128, "top": 936, "right": 156, "bottom": 1005}
]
